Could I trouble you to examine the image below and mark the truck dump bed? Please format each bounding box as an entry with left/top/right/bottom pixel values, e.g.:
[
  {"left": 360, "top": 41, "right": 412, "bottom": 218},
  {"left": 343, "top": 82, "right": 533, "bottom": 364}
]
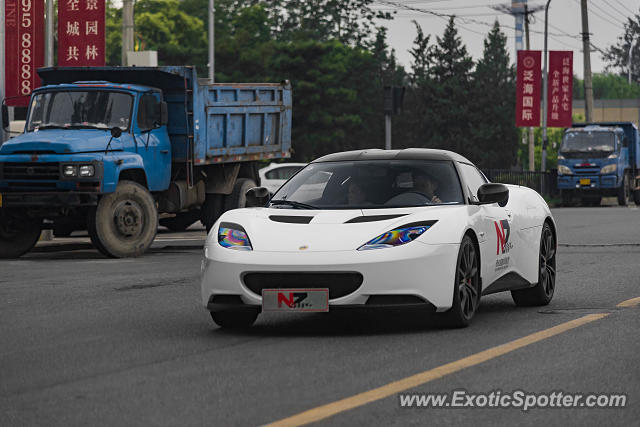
[{"left": 37, "top": 66, "right": 292, "bottom": 165}]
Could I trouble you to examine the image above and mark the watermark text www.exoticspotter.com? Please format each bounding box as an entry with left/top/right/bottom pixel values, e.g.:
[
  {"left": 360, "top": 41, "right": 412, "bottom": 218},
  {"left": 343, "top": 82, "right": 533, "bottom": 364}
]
[{"left": 399, "top": 390, "right": 627, "bottom": 412}]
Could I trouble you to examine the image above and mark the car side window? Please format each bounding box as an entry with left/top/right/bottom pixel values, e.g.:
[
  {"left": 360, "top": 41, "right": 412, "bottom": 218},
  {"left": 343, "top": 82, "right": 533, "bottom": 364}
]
[
  {"left": 137, "top": 93, "right": 160, "bottom": 131},
  {"left": 457, "top": 162, "right": 487, "bottom": 202}
]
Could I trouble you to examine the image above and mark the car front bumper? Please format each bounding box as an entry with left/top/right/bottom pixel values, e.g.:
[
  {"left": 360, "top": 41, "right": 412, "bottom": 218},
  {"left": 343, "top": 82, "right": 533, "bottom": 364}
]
[{"left": 200, "top": 241, "right": 460, "bottom": 312}]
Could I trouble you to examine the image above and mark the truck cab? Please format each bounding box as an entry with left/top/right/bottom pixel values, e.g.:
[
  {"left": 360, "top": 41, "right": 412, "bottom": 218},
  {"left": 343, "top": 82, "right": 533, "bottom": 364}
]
[
  {"left": 1, "top": 66, "right": 292, "bottom": 258},
  {"left": 557, "top": 123, "right": 639, "bottom": 206}
]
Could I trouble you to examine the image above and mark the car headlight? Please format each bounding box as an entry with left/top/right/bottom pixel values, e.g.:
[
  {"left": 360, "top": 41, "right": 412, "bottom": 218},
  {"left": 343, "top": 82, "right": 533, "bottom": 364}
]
[
  {"left": 357, "top": 221, "right": 437, "bottom": 251},
  {"left": 600, "top": 164, "right": 617, "bottom": 174},
  {"left": 79, "top": 165, "right": 95, "bottom": 177},
  {"left": 218, "top": 222, "right": 252, "bottom": 251},
  {"left": 557, "top": 165, "right": 572, "bottom": 175},
  {"left": 62, "top": 165, "right": 78, "bottom": 177}
]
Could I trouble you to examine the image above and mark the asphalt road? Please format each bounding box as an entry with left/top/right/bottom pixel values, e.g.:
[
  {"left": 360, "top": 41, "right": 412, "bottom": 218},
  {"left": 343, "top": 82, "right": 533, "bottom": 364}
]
[{"left": 0, "top": 205, "right": 638, "bottom": 426}]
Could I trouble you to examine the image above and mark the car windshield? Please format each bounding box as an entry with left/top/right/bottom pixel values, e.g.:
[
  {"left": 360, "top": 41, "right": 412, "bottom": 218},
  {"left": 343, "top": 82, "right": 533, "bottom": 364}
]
[
  {"left": 271, "top": 160, "right": 464, "bottom": 209},
  {"left": 27, "top": 90, "right": 133, "bottom": 132},
  {"left": 561, "top": 131, "right": 616, "bottom": 153}
]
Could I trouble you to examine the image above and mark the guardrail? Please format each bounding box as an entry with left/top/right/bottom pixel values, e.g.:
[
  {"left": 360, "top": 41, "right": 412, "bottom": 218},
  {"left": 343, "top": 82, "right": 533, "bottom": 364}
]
[{"left": 482, "top": 169, "right": 558, "bottom": 197}]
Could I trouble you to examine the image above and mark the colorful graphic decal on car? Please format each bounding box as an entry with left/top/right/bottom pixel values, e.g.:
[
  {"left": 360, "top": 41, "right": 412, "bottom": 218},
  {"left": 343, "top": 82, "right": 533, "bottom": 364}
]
[
  {"left": 359, "top": 225, "right": 430, "bottom": 250},
  {"left": 494, "top": 219, "right": 513, "bottom": 255},
  {"left": 218, "top": 227, "right": 252, "bottom": 250}
]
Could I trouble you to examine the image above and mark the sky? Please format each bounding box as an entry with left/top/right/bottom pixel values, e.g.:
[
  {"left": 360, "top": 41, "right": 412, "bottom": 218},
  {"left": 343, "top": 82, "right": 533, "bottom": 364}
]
[{"left": 373, "top": 0, "right": 640, "bottom": 78}]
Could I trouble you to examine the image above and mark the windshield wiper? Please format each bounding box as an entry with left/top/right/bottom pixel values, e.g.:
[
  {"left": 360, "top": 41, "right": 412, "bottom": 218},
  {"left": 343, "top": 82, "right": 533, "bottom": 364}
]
[{"left": 270, "top": 199, "right": 317, "bottom": 209}]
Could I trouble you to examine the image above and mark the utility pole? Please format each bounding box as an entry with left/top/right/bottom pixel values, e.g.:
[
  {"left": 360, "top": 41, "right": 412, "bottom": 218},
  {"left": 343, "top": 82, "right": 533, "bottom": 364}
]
[
  {"left": 0, "top": 0, "right": 5, "bottom": 142},
  {"left": 45, "top": 0, "right": 54, "bottom": 66},
  {"left": 122, "top": 0, "right": 135, "bottom": 66},
  {"left": 541, "top": 0, "right": 551, "bottom": 173},
  {"left": 524, "top": 4, "right": 535, "bottom": 171},
  {"left": 580, "top": 0, "right": 594, "bottom": 122},
  {"left": 209, "top": 0, "right": 215, "bottom": 83}
]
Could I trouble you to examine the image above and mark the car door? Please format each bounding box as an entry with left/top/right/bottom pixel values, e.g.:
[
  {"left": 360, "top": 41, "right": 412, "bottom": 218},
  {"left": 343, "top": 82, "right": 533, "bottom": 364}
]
[
  {"left": 133, "top": 92, "right": 171, "bottom": 190},
  {"left": 457, "top": 162, "right": 515, "bottom": 289}
]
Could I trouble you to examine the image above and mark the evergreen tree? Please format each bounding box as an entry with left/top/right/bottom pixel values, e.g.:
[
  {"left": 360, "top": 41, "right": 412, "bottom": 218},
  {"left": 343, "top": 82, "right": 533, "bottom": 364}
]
[
  {"left": 428, "top": 17, "right": 474, "bottom": 155},
  {"left": 472, "top": 21, "right": 517, "bottom": 168}
]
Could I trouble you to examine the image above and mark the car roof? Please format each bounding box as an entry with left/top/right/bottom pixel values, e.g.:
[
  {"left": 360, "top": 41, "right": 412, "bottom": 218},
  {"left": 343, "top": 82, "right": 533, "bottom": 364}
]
[{"left": 312, "top": 148, "right": 473, "bottom": 164}]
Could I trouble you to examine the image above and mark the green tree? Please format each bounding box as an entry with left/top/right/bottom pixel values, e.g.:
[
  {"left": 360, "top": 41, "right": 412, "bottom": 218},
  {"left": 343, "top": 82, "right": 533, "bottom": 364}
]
[
  {"left": 471, "top": 21, "right": 518, "bottom": 169},
  {"left": 427, "top": 17, "right": 474, "bottom": 155},
  {"left": 573, "top": 73, "right": 640, "bottom": 99},
  {"left": 604, "top": 8, "right": 640, "bottom": 82}
]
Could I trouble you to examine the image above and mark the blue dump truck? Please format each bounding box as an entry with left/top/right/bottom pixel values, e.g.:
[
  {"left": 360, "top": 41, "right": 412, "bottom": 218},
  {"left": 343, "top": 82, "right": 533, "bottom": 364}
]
[
  {"left": 557, "top": 122, "right": 640, "bottom": 206},
  {"left": 0, "top": 66, "right": 292, "bottom": 258}
]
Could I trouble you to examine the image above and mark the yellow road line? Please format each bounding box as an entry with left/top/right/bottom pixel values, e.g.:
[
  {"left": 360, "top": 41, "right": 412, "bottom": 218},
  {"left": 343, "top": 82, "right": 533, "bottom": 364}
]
[
  {"left": 266, "top": 313, "right": 609, "bottom": 427},
  {"left": 617, "top": 296, "right": 640, "bottom": 308}
]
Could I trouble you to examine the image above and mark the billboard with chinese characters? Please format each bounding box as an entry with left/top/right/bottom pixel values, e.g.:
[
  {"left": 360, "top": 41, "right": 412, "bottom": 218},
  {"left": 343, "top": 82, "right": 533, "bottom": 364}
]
[
  {"left": 516, "top": 50, "right": 542, "bottom": 127},
  {"left": 4, "top": 0, "right": 45, "bottom": 107},
  {"left": 547, "top": 51, "right": 573, "bottom": 128},
  {"left": 58, "top": 0, "right": 105, "bottom": 66}
]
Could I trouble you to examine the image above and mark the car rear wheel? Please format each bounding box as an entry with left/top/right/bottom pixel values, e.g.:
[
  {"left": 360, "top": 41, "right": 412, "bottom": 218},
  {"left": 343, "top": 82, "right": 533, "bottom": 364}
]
[
  {"left": 512, "top": 222, "right": 556, "bottom": 306},
  {"left": 210, "top": 310, "right": 258, "bottom": 329},
  {"left": 440, "top": 235, "right": 480, "bottom": 328}
]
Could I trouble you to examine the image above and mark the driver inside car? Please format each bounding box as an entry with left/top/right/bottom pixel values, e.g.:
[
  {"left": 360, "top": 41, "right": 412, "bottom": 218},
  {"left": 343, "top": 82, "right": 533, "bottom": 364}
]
[{"left": 413, "top": 171, "right": 442, "bottom": 203}]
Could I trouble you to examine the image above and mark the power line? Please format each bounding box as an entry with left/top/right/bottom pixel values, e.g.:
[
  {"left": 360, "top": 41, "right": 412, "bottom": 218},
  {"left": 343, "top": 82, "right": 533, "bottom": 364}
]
[
  {"left": 601, "top": 0, "right": 632, "bottom": 21},
  {"left": 574, "top": 0, "right": 624, "bottom": 27},
  {"left": 612, "top": 0, "right": 636, "bottom": 16},
  {"left": 377, "top": 0, "right": 573, "bottom": 38}
]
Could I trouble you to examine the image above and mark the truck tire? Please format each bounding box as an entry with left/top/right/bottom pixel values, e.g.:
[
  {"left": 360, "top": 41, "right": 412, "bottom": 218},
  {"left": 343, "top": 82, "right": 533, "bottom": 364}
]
[
  {"left": 159, "top": 210, "right": 200, "bottom": 232},
  {"left": 87, "top": 180, "right": 158, "bottom": 258},
  {"left": 634, "top": 189, "right": 640, "bottom": 205},
  {"left": 0, "top": 211, "right": 42, "bottom": 258},
  {"left": 617, "top": 173, "right": 630, "bottom": 206},
  {"left": 224, "top": 178, "right": 257, "bottom": 212},
  {"left": 202, "top": 194, "right": 225, "bottom": 234}
]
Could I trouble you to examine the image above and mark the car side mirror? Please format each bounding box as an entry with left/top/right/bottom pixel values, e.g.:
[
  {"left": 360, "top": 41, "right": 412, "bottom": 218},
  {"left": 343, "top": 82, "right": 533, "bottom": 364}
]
[
  {"left": 245, "top": 186, "right": 270, "bottom": 207},
  {"left": 110, "top": 127, "right": 122, "bottom": 138},
  {"left": 160, "top": 101, "right": 168, "bottom": 126},
  {"left": 1, "top": 104, "right": 8, "bottom": 130},
  {"left": 477, "top": 183, "right": 509, "bottom": 207}
]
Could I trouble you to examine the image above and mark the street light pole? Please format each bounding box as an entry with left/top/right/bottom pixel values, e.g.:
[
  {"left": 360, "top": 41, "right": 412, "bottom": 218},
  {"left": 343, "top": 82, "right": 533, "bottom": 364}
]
[
  {"left": 629, "top": 38, "right": 637, "bottom": 85},
  {"left": 541, "top": 0, "right": 551, "bottom": 173},
  {"left": 45, "top": 0, "right": 54, "bottom": 66}
]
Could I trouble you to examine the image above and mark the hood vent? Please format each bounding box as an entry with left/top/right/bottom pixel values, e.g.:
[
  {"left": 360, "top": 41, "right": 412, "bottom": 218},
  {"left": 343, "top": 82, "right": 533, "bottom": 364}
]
[
  {"left": 345, "top": 214, "right": 407, "bottom": 224},
  {"left": 269, "top": 215, "right": 314, "bottom": 224}
]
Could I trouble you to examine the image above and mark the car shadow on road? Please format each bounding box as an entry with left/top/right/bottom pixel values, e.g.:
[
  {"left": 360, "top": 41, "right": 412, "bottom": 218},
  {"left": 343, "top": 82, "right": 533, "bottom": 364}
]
[{"left": 209, "top": 296, "right": 533, "bottom": 338}]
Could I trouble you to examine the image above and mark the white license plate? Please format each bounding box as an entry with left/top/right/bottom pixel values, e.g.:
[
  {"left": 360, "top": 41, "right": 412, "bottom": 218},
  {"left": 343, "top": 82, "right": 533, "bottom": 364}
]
[{"left": 262, "top": 288, "right": 329, "bottom": 312}]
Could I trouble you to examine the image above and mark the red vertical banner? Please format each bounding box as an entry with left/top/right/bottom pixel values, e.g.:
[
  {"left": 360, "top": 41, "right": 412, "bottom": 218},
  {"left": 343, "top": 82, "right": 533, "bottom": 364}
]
[
  {"left": 4, "top": 0, "right": 45, "bottom": 107},
  {"left": 58, "top": 0, "right": 106, "bottom": 66},
  {"left": 547, "top": 51, "right": 573, "bottom": 128},
  {"left": 516, "top": 50, "right": 542, "bottom": 127}
]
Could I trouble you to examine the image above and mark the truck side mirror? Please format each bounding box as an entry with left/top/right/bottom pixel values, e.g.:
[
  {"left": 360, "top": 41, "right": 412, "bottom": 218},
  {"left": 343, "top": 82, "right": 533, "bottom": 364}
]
[
  {"left": 622, "top": 137, "right": 629, "bottom": 147},
  {"left": 477, "top": 183, "right": 509, "bottom": 207},
  {"left": 1, "top": 104, "right": 8, "bottom": 130},
  {"left": 245, "top": 187, "right": 270, "bottom": 207},
  {"left": 160, "top": 101, "right": 168, "bottom": 126}
]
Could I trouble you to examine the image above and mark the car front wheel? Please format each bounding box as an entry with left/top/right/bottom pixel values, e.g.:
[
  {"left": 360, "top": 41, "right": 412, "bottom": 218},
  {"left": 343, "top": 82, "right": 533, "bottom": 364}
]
[{"left": 440, "top": 235, "right": 480, "bottom": 328}]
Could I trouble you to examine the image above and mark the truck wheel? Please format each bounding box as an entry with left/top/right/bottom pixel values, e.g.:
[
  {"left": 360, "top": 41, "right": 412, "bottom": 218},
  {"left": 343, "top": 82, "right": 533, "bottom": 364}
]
[
  {"left": 0, "top": 211, "right": 42, "bottom": 258},
  {"left": 159, "top": 210, "right": 200, "bottom": 232},
  {"left": 202, "top": 194, "right": 225, "bottom": 234},
  {"left": 617, "top": 174, "right": 630, "bottom": 206},
  {"left": 634, "top": 189, "right": 640, "bottom": 205},
  {"left": 224, "top": 178, "right": 257, "bottom": 212},
  {"left": 88, "top": 180, "right": 158, "bottom": 258}
]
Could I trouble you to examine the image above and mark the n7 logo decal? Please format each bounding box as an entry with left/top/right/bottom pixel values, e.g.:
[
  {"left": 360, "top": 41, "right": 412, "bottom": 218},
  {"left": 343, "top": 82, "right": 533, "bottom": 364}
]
[
  {"left": 494, "top": 219, "right": 513, "bottom": 255},
  {"left": 277, "top": 292, "right": 309, "bottom": 308}
]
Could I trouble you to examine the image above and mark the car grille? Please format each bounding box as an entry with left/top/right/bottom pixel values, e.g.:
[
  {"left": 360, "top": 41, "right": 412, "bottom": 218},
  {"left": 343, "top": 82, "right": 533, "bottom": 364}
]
[
  {"left": 243, "top": 272, "right": 364, "bottom": 299},
  {"left": 1, "top": 162, "right": 60, "bottom": 180}
]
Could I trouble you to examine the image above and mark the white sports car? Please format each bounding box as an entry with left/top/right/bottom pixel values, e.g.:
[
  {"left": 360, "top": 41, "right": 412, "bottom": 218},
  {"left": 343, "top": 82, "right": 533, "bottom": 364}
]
[{"left": 201, "top": 149, "right": 557, "bottom": 328}]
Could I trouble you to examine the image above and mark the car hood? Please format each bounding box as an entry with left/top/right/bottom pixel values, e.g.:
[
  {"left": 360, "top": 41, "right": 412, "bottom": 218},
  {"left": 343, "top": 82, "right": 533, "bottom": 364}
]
[
  {"left": 0, "top": 129, "right": 116, "bottom": 154},
  {"left": 210, "top": 206, "right": 466, "bottom": 252}
]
